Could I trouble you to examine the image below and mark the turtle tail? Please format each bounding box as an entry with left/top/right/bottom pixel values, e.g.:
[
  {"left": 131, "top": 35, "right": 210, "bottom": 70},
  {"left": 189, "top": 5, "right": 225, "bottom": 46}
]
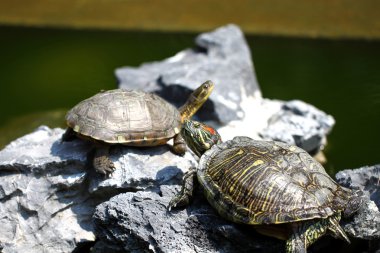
[
  {"left": 285, "top": 212, "right": 349, "bottom": 253},
  {"left": 343, "top": 190, "right": 363, "bottom": 218},
  {"left": 327, "top": 213, "right": 350, "bottom": 244},
  {"left": 333, "top": 188, "right": 363, "bottom": 218}
]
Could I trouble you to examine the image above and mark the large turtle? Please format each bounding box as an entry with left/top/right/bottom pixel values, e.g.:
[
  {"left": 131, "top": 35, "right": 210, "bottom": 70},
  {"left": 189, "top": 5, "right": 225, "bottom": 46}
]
[
  {"left": 62, "top": 81, "right": 214, "bottom": 175},
  {"left": 169, "top": 120, "right": 362, "bottom": 253}
]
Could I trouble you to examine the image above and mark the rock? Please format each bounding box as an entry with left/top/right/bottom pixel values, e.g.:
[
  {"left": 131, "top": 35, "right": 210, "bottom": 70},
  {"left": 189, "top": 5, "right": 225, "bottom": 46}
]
[
  {"left": 92, "top": 164, "right": 380, "bottom": 253},
  {"left": 93, "top": 185, "right": 283, "bottom": 253},
  {"left": 116, "top": 24, "right": 261, "bottom": 124},
  {"left": 115, "top": 25, "right": 334, "bottom": 153},
  {"left": 336, "top": 165, "right": 380, "bottom": 207},
  {"left": 88, "top": 144, "right": 196, "bottom": 194},
  {"left": 1, "top": 126, "right": 379, "bottom": 253},
  {"left": 336, "top": 165, "right": 380, "bottom": 240},
  {"left": 259, "top": 100, "right": 335, "bottom": 154},
  {"left": 0, "top": 126, "right": 196, "bottom": 253},
  {"left": 341, "top": 198, "right": 380, "bottom": 240},
  {"left": 0, "top": 126, "right": 93, "bottom": 253}
]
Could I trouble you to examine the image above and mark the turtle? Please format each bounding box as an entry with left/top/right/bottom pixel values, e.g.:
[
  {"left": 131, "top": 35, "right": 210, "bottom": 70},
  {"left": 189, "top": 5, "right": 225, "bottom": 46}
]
[
  {"left": 168, "top": 119, "right": 363, "bottom": 253},
  {"left": 62, "top": 80, "right": 214, "bottom": 175}
]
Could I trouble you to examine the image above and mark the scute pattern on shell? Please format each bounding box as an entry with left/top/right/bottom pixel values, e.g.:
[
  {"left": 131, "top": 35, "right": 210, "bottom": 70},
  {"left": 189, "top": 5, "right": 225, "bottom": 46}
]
[
  {"left": 66, "top": 89, "right": 181, "bottom": 144},
  {"left": 198, "top": 136, "right": 352, "bottom": 224}
]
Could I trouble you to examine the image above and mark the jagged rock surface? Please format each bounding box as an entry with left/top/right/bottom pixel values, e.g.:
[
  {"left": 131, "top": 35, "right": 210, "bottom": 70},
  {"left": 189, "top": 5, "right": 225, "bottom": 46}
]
[
  {"left": 0, "top": 128, "right": 379, "bottom": 253},
  {"left": 115, "top": 24, "right": 334, "bottom": 153},
  {"left": 336, "top": 165, "right": 380, "bottom": 207},
  {"left": 93, "top": 162, "right": 380, "bottom": 253},
  {"left": 116, "top": 24, "right": 261, "bottom": 124},
  {"left": 0, "top": 126, "right": 93, "bottom": 253},
  {"left": 336, "top": 165, "right": 380, "bottom": 240},
  {"left": 0, "top": 126, "right": 196, "bottom": 253},
  {"left": 93, "top": 186, "right": 283, "bottom": 253},
  {"left": 259, "top": 100, "right": 335, "bottom": 154}
]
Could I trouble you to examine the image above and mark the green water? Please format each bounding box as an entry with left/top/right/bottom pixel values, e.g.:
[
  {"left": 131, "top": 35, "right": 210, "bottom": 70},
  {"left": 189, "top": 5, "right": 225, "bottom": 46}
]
[{"left": 0, "top": 26, "right": 379, "bottom": 174}]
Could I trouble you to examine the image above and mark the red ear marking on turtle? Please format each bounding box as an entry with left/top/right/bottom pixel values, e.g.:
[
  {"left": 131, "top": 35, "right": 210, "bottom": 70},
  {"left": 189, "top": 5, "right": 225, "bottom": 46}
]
[{"left": 204, "top": 126, "right": 216, "bottom": 135}]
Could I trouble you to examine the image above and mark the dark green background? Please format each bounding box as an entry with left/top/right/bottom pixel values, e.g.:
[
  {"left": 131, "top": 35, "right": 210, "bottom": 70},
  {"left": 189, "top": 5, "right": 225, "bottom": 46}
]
[{"left": 0, "top": 26, "right": 379, "bottom": 174}]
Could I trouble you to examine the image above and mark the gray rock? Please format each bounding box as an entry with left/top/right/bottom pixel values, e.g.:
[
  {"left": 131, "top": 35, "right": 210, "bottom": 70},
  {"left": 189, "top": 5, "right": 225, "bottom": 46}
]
[
  {"left": 92, "top": 164, "right": 380, "bottom": 253},
  {"left": 0, "top": 126, "right": 196, "bottom": 253},
  {"left": 336, "top": 165, "right": 380, "bottom": 207},
  {"left": 93, "top": 185, "right": 283, "bottom": 253},
  {"left": 336, "top": 165, "right": 380, "bottom": 240},
  {"left": 1, "top": 125, "right": 379, "bottom": 253},
  {"left": 115, "top": 25, "right": 334, "bottom": 154},
  {"left": 0, "top": 126, "right": 94, "bottom": 253},
  {"left": 116, "top": 24, "right": 261, "bottom": 124},
  {"left": 341, "top": 198, "right": 380, "bottom": 240},
  {"left": 259, "top": 100, "right": 335, "bottom": 154},
  {"left": 88, "top": 144, "right": 196, "bottom": 194}
]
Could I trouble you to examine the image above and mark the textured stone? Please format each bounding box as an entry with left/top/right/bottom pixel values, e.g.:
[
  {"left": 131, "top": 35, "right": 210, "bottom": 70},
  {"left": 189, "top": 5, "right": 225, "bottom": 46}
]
[
  {"left": 93, "top": 186, "right": 283, "bottom": 253},
  {"left": 0, "top": 126, "right": 93, "bottom": 253},
  {"left": 116, "top": 24, "right": 261, "bottom": 124},
  {"left": 115, "top": 25, "right": 334, "bottom": 153},
  {"left": 1, "top": 127, "right": 379, "bottom": 253},
  {"left": 336, "top": 165, "right": 380, "bottom": 240},
  {"left": 0, "top": 126, "right": 195, "bottom": 253},
  {"left": 259, "top": 100, "right": 335, "bottom": 154},
  {"left": 88, "top": 144, "right": 196, "bottom": 194},
  {"left": 341, "top": 198, "right": 380, "bottom": 240},
  {"left": 92, "top": 160, "right": 380, "bottom": 253},
  {"left": 336, "top": 165, "right": 380, "bottom": 207}
]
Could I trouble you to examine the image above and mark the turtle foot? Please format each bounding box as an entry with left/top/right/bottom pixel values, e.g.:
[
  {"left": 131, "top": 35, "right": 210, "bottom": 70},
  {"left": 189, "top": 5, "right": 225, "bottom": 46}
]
[
  {"left": 172, "top": 134, "right": 187, "bottom": 155},
  {"left": 93, "top": 147, "right": 116, "bottom": 176},
  {"left": 93, "top": 155, "right": 116, "bottom": 175},
  {"left": 167, "top": 169, "right": 196, "bottom": 211},
  {"left": 61, "top": 128, "right": 76, "bottom": 142},
  {"left": 172, "top": 144, "right": 186, "bottom": 156},
  {"left": 168, "top": 194, "right": 190, "bottom": 211}
]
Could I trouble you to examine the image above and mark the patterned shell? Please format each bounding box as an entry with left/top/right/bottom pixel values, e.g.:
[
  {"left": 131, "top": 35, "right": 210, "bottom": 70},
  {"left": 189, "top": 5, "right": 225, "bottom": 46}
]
[
  {"left": 198, "top": 136, "right": 353, "bottom": 225},
  {"left": 65, "top": 89, "right": 181, "bottom": 145}
]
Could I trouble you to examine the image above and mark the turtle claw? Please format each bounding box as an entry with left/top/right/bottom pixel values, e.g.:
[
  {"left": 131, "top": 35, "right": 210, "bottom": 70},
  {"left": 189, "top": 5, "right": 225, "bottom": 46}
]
[
  {"left": 93, "top": 155, "right": 116, "bottom": 176},
  {"left": 92, "top": 146, "right": 116, "bottom": 176},
  {"left": 168, "top": 169, "right": 197, "bottom": 211},
  {"left": 167, "top": 195, "right": 189, "bottom": 211},
  {"left": 167, "top": 200, "right": 175, "bottom": 211}
]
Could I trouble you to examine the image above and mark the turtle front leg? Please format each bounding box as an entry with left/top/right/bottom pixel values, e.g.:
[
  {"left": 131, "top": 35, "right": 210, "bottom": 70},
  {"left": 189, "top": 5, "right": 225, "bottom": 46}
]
[
  {"left": 61, "top": 128, "right": 76, "bottom": 142},
  {"left": 172, "top": 133, "right": 187, "bottom": 155},
  {"left": 93, "top": 146, "right": 116, "bottom": 175},
  {"left": 168, "top": 168, "right": 196, "bottom": 210}
]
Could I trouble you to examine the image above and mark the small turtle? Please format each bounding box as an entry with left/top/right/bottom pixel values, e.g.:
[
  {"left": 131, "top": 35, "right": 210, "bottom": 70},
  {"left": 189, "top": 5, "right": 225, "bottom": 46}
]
[
  {"left": 62, "top": 81, "right": 214, "bottom": 175},
  {"left": 169, "top": 120, "right": 362, "bottom": 253}
]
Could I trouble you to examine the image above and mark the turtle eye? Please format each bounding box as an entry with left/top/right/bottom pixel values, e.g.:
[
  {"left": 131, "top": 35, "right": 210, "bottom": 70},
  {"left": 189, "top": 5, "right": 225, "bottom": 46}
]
[{"left": 193, "top": 122, "right": 200, "bottom": 128}]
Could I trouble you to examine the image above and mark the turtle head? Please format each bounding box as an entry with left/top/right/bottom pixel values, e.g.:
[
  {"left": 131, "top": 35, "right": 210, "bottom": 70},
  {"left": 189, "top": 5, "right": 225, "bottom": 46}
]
[
  {"left": 191, "top": 80, "right": 214, "bottom": 104},
  {"left": 180, "top": 80, "right": 214, "bottom": 121},
  {"left": 181, "top": 120, "right": 221, "bottom": 157}
]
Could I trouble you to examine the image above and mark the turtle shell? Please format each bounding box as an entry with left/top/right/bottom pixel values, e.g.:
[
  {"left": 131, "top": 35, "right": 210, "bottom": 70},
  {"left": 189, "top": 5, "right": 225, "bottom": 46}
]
[
  {"left": 198, "top": 136, "right": 353, "bottom": 225},
  {"left": 65, "top": 89, "right": 181, "bottom": 145}
]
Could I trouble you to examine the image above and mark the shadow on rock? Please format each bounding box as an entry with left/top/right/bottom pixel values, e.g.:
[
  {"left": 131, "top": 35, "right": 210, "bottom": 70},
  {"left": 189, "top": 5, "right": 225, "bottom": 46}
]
[
  {"left": 93, "top": 184, "right": 284, "bottom": 253},
  {"left": 156, "top": 166, "right": 185, "bottom": 186}
]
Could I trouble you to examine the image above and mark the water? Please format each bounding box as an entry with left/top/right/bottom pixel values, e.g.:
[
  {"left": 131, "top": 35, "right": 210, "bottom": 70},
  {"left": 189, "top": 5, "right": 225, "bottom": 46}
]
[{"left": 1, "top": 26, "right": 379, "bottom": 174}]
